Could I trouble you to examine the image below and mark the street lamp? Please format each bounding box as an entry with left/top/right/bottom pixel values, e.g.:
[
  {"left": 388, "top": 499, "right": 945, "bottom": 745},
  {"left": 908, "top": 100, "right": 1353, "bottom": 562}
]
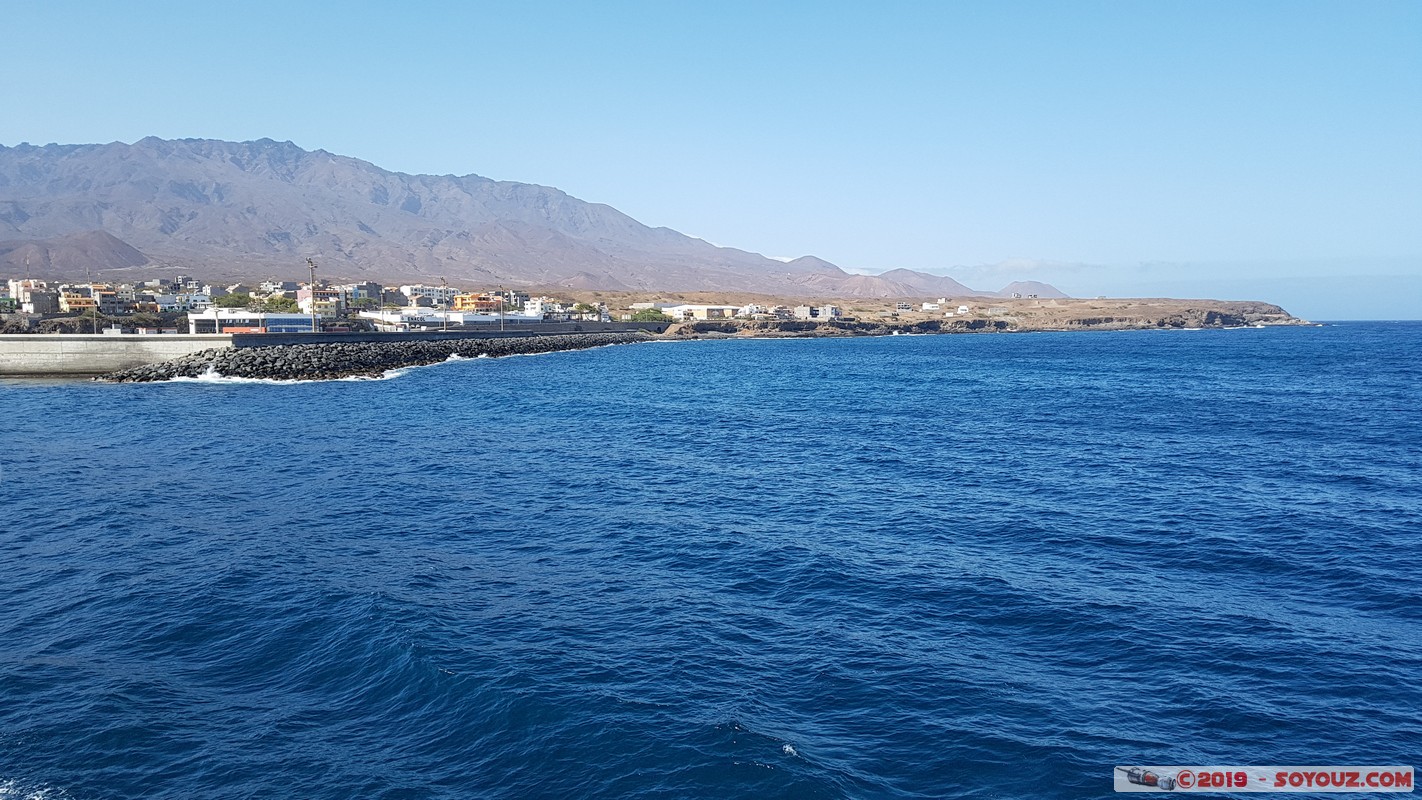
[
  {"left": 306, "top": 258, "right": 318, "bottom": 334},
  {"left": 440, "top": 277, "right": 450, "bottom": 331}
]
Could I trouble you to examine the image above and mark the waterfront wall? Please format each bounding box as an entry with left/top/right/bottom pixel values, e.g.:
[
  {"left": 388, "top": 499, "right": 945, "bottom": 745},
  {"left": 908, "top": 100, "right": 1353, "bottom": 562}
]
[
  {"left": 0, "top": 334, "right": 235, "bottom": 376},
  {"left": 0, "top": 323, "right": 670, "bottom": 376}
]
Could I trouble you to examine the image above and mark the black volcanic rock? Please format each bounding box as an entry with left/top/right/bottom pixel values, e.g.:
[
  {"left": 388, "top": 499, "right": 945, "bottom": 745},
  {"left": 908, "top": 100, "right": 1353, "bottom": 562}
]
[{"left": 101, "top": 332, "right": 653, "bottom": 382}]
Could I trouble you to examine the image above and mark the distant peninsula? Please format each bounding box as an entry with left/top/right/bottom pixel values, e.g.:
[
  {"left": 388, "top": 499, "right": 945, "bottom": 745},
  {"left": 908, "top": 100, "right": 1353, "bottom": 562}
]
[{"left": 655, "top": 297, "right": 1306, "bottom": 337}]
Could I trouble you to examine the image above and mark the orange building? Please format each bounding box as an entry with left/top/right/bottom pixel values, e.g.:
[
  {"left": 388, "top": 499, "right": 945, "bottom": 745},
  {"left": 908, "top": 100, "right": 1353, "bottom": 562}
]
[{"left": 453, "top": 293, "right": 503, "bottom": 312}]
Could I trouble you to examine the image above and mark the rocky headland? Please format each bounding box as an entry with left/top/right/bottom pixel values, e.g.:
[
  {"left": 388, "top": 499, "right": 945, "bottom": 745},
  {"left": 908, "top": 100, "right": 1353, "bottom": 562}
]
[{"left": 664, "top": 298, "right": 1308, "bottom": 338}]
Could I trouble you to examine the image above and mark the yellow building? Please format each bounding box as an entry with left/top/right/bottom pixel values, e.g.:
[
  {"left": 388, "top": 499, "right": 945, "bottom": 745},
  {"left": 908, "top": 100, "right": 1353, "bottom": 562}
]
[
  {"left": 453, "top": 293, "right": 502, "bottom": 312},
  {"left": 59, "top": 293, "right": 98, "bottom": 313}
]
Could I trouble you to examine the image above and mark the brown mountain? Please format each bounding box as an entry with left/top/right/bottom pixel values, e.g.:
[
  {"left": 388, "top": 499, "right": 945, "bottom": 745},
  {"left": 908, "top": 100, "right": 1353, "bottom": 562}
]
[
  {"left": 993, "top": 280, "right": 1070, "bottom": 299},
  {"left": 0, "top": 137, "right": 1063, "bottom": 297},
  {"left": 0, "top": 230, "right": 150, "bottom": 275},
  {"left": 876, "top": 268, "right": 978, "bottom": 296}
]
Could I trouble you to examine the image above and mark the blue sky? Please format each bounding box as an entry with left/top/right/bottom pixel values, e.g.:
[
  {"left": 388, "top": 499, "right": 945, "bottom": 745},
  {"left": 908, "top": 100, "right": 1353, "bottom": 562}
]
[{"left": 4, "top": 0, "right": 1419, "bottom": 318}]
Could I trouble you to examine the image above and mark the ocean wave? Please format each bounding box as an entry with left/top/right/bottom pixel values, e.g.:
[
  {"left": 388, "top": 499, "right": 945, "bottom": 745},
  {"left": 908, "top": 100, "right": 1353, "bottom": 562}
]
[
  {"left": 1, "top": 323, "right": 1417, "bottom": 799},
  {"left": 154, "top": 354, "right": 495, "bottom": 385},
  {"left": 0, "top": 780, "right": 72, "bottom": 800}
]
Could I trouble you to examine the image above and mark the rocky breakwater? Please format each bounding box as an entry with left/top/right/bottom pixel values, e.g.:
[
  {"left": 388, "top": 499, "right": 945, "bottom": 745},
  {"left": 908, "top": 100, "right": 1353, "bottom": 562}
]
[{"left": 101, "top": 332, "right": 651, "bottom": 382}]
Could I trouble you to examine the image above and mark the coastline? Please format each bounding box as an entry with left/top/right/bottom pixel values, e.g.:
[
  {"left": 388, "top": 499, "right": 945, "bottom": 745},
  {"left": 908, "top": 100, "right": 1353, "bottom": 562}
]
[
  {"left": 85, "top": 298, "right": 1311, "bottom": 383},
  {"left": 662, "top": 299, "right": 1309, "bottom": 339}
]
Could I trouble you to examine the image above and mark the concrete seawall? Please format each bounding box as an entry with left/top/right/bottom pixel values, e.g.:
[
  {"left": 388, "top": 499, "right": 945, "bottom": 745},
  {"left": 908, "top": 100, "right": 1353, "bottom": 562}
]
[
  {"left": 229, "top": 321, "right": 670, "bottom": 348},
  {"left": 0, "top": 334, "right": 235, "bottom": 376},
  {"left": 0, "top": 323, "right": 670, "bottom": 376}
]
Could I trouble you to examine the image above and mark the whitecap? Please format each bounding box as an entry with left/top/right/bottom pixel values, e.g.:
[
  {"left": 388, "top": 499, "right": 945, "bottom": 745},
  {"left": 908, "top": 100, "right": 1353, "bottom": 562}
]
[
  {"left": 156, "top": 364, "right": 408, "bottom": 385},
  {"left": 0, "top": 778, "right": 72, "bottom": 800}
]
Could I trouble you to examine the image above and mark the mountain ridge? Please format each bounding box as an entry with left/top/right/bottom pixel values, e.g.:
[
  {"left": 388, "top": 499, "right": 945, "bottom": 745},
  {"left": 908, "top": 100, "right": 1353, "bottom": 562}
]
[
  {"left": 0, "top": 230, "right": 150, "bottom": 275},
  {"left": 0, "top": 138, "right": 1063, "bottom": 298}
]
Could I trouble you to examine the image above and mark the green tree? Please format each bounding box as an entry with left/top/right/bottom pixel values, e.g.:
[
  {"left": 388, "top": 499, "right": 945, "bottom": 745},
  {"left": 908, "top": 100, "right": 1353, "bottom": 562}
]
[
  {"left": 630, "top": 308, "right": 672, "bottom": 322},
  {"left": 262, "top": 295, "right": 300, "bottom": 313},
  {"left": 78, "top": 309, "right": 111, "bottom": 332},
  {"left": 215, "top": 293, "right": 252, "bottom": 308}
]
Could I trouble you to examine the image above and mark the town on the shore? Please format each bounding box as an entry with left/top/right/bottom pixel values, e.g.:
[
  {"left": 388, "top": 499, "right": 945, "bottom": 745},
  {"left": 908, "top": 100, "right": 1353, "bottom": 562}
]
[{"left": 1, "top": 274, "right": 1003, "bottom": 335}]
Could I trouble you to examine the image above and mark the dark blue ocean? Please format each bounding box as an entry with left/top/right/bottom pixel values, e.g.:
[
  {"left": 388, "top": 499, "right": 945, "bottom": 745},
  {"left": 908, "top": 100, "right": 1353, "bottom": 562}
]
[{"left": 2, "top": 323, "right": 1419, "bottom": 799}]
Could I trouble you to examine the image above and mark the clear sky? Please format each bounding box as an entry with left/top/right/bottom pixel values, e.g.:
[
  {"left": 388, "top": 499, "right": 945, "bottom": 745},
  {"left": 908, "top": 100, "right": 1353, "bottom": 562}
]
[{"left": 5, "top": 0, "right": 1419, "bottom": 318}]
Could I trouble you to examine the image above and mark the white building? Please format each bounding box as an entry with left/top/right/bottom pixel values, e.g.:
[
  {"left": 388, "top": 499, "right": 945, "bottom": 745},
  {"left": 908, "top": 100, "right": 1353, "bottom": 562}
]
[
  {"left": 8, "top": 279, "right": 45, "bottom": 304},
  {"left": 359, "top": 308, "right": 458, "bottom": 330},
  {"left": 661, "top": 304, "right": 740, "bottom": 321},
  {"left": 399, "top": 284, "right": 460, "bottom": 305},
  {"left": 297, "top": 288, "right": 343, "bottom": 318},
  {"left": 146, "top": 294, "right": 183, "bottom": 312},
  {"left": 8, "top": 279, "right": 56, "bottom": 314},
  {"left": 524, "top": 297, "right": 570, "bottom": 320},
  {"left": 921, "top": 302, "right": 941, "bottom": 312},
  {"left": 357, "top": 308, "right": 544, "bottom": 331},
  {"left": 188, "top": 309, "right": 315, "bottom": 334},
  {"left": 792, "top": 305, "right": 842, "bottom": 321}
]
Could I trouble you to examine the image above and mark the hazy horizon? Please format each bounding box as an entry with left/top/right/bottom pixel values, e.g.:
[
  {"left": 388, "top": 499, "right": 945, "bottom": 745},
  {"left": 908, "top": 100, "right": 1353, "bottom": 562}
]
[{"left": 3, "top": 1, "right": 1418, "bottom": 319}]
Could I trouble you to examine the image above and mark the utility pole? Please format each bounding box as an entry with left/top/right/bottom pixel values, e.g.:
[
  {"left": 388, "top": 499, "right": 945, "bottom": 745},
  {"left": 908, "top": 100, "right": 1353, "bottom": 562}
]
[
  {"left": 86, "top": 265, "right": 97, "bottom": 334},
  {"left": 440, "top": 277, "right": 450, "bottom": 331},
  {"left": 499, "top": 286, "right": 505, "bottom": 332},
  {"left": 306, "top": 258, "right": 318, "bottom": 334}
]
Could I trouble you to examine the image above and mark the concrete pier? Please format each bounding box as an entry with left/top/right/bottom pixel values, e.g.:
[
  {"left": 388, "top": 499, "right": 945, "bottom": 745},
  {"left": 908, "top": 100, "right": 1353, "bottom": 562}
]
[{"left": 0, "top": 334, "right": 234, "bottom": 376}]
